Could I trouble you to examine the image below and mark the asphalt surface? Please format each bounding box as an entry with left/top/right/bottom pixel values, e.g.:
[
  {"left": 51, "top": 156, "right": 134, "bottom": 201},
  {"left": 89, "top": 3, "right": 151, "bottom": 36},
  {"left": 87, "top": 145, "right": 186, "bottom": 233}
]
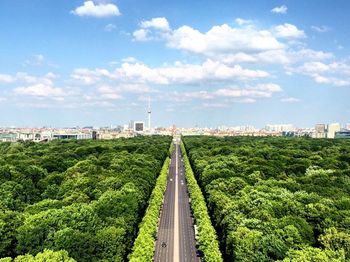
[{"left": 154, "top": 142, "right": 200, "bottom": 262}]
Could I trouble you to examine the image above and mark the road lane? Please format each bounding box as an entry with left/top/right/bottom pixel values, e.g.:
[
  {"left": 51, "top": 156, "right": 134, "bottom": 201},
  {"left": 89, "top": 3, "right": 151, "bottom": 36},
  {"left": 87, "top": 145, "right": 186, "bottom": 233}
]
[
  {"left": 177, "top": 143, "right": 200, "bottom": 262},
  {"left": 154, "top": 149, "right": 176, "bottom": 261},
  {"left": 155, "top": 140, "right": 199, "bottom": 262},
  {"left": 173, "top": 144, "right": 179, "bottom": 262}
]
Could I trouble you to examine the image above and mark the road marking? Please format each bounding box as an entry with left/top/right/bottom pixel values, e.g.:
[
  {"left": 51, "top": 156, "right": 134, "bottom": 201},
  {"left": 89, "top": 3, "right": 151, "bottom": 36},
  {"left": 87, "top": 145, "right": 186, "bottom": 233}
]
[{"left": 174, "top": 143, "right": 180, "bottom": 262}]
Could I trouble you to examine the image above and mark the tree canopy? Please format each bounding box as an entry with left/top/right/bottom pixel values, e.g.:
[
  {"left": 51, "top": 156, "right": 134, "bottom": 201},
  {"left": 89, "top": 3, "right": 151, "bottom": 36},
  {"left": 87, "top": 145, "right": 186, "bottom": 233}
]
[
  {"left": 0, "top": 136, "right": 171, "bottom": 261},
  {"left": 183, "top": 136, "right": 350, "bottom": 261}
]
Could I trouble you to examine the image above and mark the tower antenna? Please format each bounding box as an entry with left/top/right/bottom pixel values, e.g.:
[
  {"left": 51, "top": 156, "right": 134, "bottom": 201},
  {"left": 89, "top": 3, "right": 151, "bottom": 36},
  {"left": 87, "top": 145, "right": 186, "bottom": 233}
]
[{"left": 147, "top": 96, "right": 151, "bottom": 131}]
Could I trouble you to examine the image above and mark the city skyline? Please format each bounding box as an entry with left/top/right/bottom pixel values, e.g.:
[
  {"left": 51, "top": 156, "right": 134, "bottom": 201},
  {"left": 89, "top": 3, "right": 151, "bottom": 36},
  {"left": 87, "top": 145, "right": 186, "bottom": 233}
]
[{"left": 0, "top": 0, "right": 350, "bottom": 127}]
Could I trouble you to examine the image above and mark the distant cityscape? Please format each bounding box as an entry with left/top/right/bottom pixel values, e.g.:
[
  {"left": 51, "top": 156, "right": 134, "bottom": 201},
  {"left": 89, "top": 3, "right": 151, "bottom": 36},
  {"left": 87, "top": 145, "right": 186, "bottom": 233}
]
[{"left": 0, "top": 121, "right": 349, "bottom": 142}]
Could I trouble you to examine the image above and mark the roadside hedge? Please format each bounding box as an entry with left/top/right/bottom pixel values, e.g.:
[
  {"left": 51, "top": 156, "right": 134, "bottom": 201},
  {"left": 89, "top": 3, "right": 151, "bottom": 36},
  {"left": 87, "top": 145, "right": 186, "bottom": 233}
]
[
  {"left": 181, "top": 141, "right": 223, "bottom": 262},
  {"left": 0, "top": 249, "right": 76, "bottom": 262},
  {"left": 128, "top": 157, "right": 170, "bottom": 262},
  {"left": 169, "top": 140, "right": 174, "bottom": 157}
]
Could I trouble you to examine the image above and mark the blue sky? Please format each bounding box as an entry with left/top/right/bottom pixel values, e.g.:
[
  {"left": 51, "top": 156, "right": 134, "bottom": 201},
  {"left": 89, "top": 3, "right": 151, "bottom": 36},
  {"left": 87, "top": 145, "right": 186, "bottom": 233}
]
[{"left": 0, "top": 0, "right": 349, "bottom": 128}]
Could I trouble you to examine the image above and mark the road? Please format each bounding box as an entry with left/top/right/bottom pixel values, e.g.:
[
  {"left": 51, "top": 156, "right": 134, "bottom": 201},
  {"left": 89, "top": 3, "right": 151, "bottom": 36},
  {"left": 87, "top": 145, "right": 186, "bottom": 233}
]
[{"left": 154, "top": 140, "right": 200, "bottom": 262}]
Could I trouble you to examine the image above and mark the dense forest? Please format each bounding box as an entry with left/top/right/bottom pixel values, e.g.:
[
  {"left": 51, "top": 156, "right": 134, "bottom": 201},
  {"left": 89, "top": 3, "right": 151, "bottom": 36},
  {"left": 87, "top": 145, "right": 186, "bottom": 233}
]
[
  {"left": 0, "top": 136, "right": 171, "bottom": 261},
  {"left": 183, "top": 136, "right": 350, "bottom": 262},
  {"left": 180, "top": 142, "right": 222, "bottom": 261}
]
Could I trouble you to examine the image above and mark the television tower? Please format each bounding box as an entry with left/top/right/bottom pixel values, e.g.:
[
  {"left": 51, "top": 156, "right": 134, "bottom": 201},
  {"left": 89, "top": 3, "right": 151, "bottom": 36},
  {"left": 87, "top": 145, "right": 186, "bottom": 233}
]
[{"left": 147, "top": 96, "right": 151, "bottom": 131}]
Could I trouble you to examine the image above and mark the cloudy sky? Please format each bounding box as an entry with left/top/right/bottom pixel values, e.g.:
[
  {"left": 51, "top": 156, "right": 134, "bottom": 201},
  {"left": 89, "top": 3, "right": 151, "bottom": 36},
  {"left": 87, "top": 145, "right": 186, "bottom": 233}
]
[{"left": 0, "top": 0, "right": 349, "bottom": 127}]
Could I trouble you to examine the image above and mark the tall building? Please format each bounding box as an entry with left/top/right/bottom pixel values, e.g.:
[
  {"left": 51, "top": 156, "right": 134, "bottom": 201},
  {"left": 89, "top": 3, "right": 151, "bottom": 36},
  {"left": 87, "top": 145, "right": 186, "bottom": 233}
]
[
  {"left": 314, "top": 124, "right": 326, "bottom": 138},
  {"left": 315, "top": 124, "right": 326, "bottom": 133},
  {"left": 134, "top": 122, "right": 144, "bottom": 132},
  {"left": 346, "top": 123, "right": 350, "bottom": 130},
  {"left": 147, "top": 96, "right": 151, "bottom": 130},
  {"left": 327, "top": 123, "right": 341, "bottom": 139},
  {"left": 92, "top": 131, "right": 98, "bottom": 140},
  {"left": 265, "top": 124, "right": 294, "bottom": 132}
]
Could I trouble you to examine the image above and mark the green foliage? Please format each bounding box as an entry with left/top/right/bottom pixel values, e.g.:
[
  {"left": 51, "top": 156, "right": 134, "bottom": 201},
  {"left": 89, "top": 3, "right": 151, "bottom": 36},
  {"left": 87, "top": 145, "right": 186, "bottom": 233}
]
[
  {"left": 319, "top": 227, "right": 350, "bottom": 260},
  {"left": 183, "top": 136, "right": 350, "bottom": 261},
  {"left": 0, "top": 209, "right": 23, "bottom": 258},
  {"left": 0, "top": 249, "right": 76, "bottom": 261},
  {"left": 0, "top": 136, "right": 171, "bottom": 261},
  {"left": 181, "top": 142, "right": 223, "bottom": 262},
  {"left": 282, "top": 246, "right": 345, "bottom": 262},
  {"left": 129, "top": 157, "right": 170, "bottom": 262}
]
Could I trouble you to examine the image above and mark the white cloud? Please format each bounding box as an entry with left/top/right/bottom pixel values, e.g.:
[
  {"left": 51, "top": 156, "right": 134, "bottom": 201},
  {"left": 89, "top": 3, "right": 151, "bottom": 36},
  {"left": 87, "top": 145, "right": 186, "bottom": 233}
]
[
  {"left": 330, "top": 62, "right": 350, "bottom": 75},
  {"left": 71, "top": 1, "right": 120, "bottom": 18},
  {"left": 97, "top": 85, "right": 123, "bottom": 100},
  {"left": 293, "top": 61, "right": 350, "bottom": 76},
  {"left": 239, "top": 98, "right": 256, "bottom": 103},
  {"left": 46, "top": 72, "right": 57, "bottom": 79},
  {"left": 133, "top": 18, "right": 285, "bottom": 56},
  {"left": 133, "top": 29, "right": 150, "bottom": 41},
  {"left": 132, "top": 17, "right": 171, "bottom": 41},
  {"left": 71, "top": 69, "right": 100, "bottom": 85},
  {"left": 182, "top": 91, "right": 214, "bottom": 100},
  {"left": 311, "top": 25, "right": 330, "bottom": 33},
  {"left": 132, "top": 18, "right": 328, "bottom": 67},
  {"left": 164, "top": 83, "right": 282, "bottom": 105},
  {"left": 221, "top": 49, "right": 291, "bottom": 65},
  {"left": 14, "top": 84, "right": 65, "bottom": 98},
  {"left": 104, "top": 23, "right": 116, "bottom": 32},
  {"left": 273, "top": 23, "right": 306, "bottom": 39},
  {"left": 121, "top": 57, "right": 139, "bottom": 63},
  {"left": 0, "top": 74, "right": 15, "bottom": 83},
  {"left": 291, "top": 49, "right": 334, "bottom": 61},
  {"left": 118, "top": 83, "right": 151, "bottom": 93},
  {"left": 215, "top": 83, "right": 282, "bottom": 98},
  {"left": 141, "top": 17, "right": 170, "bottom": 31},
  {"left": 297, "top": 61, "right": 330, "bottom": 74},
  {"left": 71, "top": 68, "right": 116, "bottom": 85},
  {"left": 167, "top": 24, "right": 285, "bottom": 55},
  {"left": 281, "top": 97, "right": 300, "bottom": 103},
  {"left": 313, "top": 75, "right": 349, "bottom": 87},
  {"left": 235, "top": 18, "right": 253, "bottom": 26},
  {"left": 217, "top": 48, "right": 332, "bottom": 66},
  {"left": 71, "top": 59, "right": 269, "bottom": 88},
  {"left": 271, "top": 5, "right": 288, "bottom": 14},
  {"left": 117, "top": 62, "right": 169, "bottom": 84},
  {"left": 290, "top": 61, "right": 350, "bottom": 87},
  {"left": 98, "top": 84, "right": 151, "bottom": 96},
  {"left": 116, "top": 59, "right": 269, "bottom": 84},
  {"left": 23, "top": 54, "right": 45, "bottom": 66},
  {"left": 101, "top": 93, "right": 122, "bottom": 100},
  {"left": 131, "top": 18, "right": 338, "bottom": 70},
  {"left": 202, "top": 102, "right": 229, "bottom": 108},
  {"left": 0, "top": 72, "right": 55, "bottom": 86},
  {"left": 217, "top": 48, "right": 331, "bottom": 65}
]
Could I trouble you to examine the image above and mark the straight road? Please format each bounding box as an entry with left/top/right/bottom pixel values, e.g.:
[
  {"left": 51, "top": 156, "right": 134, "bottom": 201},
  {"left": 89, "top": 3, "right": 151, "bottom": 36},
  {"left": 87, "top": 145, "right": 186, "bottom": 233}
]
[
  {"left": 154, "top": 147, "right": 176, "bottom": 261},
  {"left": 154, "top": 139, "right": 199, "bottom": 262}
]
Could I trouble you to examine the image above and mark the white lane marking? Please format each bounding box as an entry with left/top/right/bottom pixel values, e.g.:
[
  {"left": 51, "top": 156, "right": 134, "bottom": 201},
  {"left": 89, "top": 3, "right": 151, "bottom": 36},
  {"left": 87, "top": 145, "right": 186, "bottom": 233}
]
[{"left": 174, "top": 143, "right": 180, "bottom": 262}]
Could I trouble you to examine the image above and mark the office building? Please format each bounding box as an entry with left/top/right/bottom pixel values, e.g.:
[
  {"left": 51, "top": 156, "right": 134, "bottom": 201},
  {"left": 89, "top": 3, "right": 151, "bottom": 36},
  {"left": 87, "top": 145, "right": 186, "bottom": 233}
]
[
  {"left": 335, "top": 131, "right": 350, "bottom": 139},
  {"left": 134, "top": 122, "right": 144, "bottom": 132},
  {"left": 327, "top": 123, "right": 341, "bottom": 139},
  {"left": 314, "top": 124, "right": 326, "bottom": 138},
  {"left": 265, "top": 124, "right": 294, "bottom": 132},
  {"left": 53, "top": 133, "right": 92, "bottom": 140}
]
